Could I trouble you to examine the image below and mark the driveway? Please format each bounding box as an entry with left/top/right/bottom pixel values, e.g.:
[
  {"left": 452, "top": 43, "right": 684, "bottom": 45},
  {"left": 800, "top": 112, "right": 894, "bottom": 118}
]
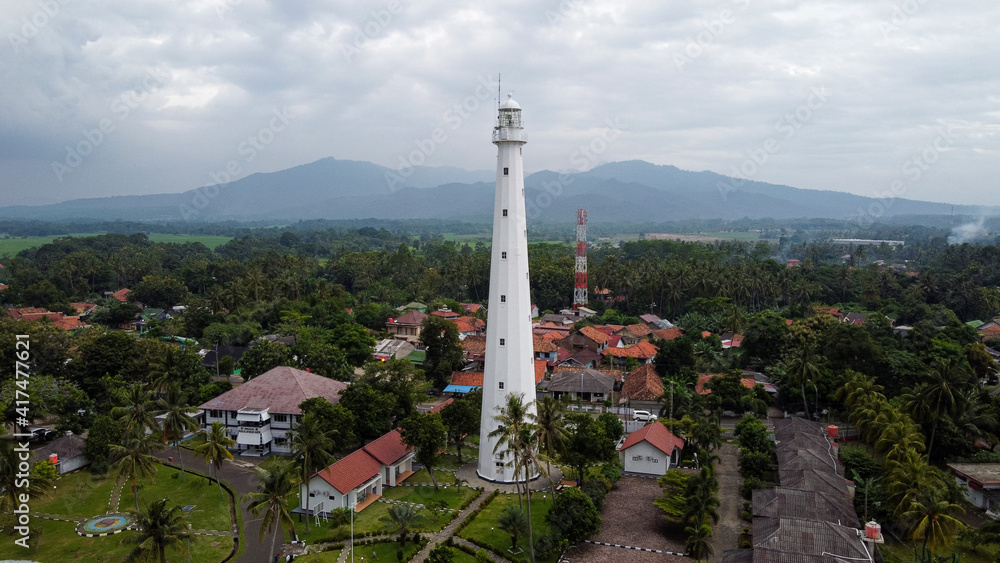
[
  {"left": 563, "top": 475, "right": 686, "bottom": 562},
  {"left": 156, "top": 447, "right": 268, "bottom": 563},
  {"left": 712, "top": 443, "right": 743, "bottom": 561}
]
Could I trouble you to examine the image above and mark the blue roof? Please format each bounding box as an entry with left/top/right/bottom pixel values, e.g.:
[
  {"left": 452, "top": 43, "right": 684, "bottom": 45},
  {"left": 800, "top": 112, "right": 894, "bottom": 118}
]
[{"left": 443, "top": 384, "right": 481, "bottom": 394}]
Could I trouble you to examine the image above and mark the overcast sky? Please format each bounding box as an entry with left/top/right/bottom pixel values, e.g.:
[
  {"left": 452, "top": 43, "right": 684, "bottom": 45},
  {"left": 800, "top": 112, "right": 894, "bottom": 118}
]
[{"left": 1, "top": 0, "right": 998, "bottom": 209}]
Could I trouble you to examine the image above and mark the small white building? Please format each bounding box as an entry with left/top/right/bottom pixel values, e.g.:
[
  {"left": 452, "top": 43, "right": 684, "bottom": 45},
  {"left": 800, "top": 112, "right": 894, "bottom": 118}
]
[
  {"left": 198, "top": 366, "right": 348, "bottom": 456},
  {"left": 619, "top": 422, "right": 685, "bottom": 477},
  {"left": 298, "top": 429, "right": 414, "bottom": 517},
  {"left": 31, "top": 434, "right": 88, "bottom": 475},
  {"left": 948, "top": 463, "right": 1000, "bottom": 514}
]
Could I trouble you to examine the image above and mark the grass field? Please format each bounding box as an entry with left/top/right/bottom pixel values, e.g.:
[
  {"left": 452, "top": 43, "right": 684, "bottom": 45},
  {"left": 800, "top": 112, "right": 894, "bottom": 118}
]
[
  {"left": 0, "top": 512, "right": 232, "bottom": 562},
  {"left": 135, "top": 465, "right": 231, "bottom": 531},
  {"left": 0, "top": 233, "right": 232, "bottom": 258},
  {"left": 345, "top": 540, "right": 423, "bottom": 562},
  {"left": 296, "top": 547, "right": 342, "bottom": 562},
  {"left": 32, "top": 470, "right": 118, "bottom": 519},
  {"left": 457, "top": 493, "right": 557, "bottom": 563},
  {"left": 381, "top": 484, "right": 479, "bottom": 510}
]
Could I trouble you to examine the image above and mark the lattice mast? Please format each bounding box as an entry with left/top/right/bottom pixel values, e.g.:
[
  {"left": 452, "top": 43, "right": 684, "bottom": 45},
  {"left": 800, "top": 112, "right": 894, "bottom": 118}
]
[{"left": 573, "top": 208, "right": 588, "bottom": 309}]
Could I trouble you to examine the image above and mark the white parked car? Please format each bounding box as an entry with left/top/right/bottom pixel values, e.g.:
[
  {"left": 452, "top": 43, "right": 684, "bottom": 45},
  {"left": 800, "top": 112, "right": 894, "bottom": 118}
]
[{"left": 633, "top": 410, "right": 658, "bottom": 422}]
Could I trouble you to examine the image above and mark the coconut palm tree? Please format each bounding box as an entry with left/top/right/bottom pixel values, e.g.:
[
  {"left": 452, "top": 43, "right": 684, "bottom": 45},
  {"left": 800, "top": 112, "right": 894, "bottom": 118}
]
[
  {"left": 381, "top": 503, "right": 427, "bottom": 549},
  {"left": 497, "top": 505, "right": 530, "bottom": 554},
  {"left": 531, "top": 397, "right": 568, "bottom": 495},
  {"left": 242, "top": 460, "right": 299, "bottom": 563},
  {"left": 156, "top": 385, "right": 200, "bottom": 482},
  {"left": 903, "top": 491, "right": 965, "bottom": 557},
  {"left": 289, "top": 413, "right": 335, "bottom": 533},
  {"left": 906, "top": 360, "right": 970, "bottom": 458},
  {"left": 123, "top": 498, "right": 193, "bottom": 563},
  {"left": 111, "top": 432, "right": 163, "bottom": 511},
  {"left": 783, "top": 343, "right": 824, "bottom": 417},
  {"left": 193, "top": 421, "right": 236, "bottom": 500},
  {"left": 113, "top": 384, "right": 159, "bottom": 439},
  {"left": 489, "top": 392, "right": 532, "bottom": 506}
]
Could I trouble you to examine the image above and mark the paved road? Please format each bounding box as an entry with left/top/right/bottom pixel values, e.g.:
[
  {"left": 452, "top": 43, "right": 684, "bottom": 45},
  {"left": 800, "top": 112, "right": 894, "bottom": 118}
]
[
  {"left": 156, "top": 448, "right": 268, "bottom": 563},
  {"left": 712, "top": 443, "right": 743, "bottom": 562}
]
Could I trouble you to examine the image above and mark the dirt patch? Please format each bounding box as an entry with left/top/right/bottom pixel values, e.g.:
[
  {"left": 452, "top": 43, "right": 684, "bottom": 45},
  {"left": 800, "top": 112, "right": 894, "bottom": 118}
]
[
  {"left": 644, "top": 233, "right": 727, "bottom": 243},
  {"left": 586, "top": 476, "right": 687, "bottom": 553},
  {"left": 564, "top": 543, "right": 686, "bottom": 562}
]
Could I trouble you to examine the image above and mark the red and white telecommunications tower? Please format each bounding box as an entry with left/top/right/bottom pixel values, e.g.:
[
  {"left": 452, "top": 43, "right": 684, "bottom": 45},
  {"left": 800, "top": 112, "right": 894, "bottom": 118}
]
[{"left": 573, "top": 209, "right": 588, "bottom": 309}]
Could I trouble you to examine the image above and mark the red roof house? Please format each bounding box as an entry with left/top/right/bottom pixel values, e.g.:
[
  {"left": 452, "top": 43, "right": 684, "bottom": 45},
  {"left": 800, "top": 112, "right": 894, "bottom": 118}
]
[{"left": 619, "top": 422, "right": 685, "bottom": 476}]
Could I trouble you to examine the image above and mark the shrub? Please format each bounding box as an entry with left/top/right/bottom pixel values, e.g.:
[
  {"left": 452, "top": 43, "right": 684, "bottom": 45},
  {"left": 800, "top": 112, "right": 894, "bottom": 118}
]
[
  {"left": 740, "top": 476, "right": 765, "bottom": 500},
  {"left": 582, "top": 478, "right": 610, "bottom": 511}
]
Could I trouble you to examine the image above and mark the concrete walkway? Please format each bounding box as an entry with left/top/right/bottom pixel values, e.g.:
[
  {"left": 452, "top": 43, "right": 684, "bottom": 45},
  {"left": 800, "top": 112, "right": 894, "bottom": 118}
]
[{"left": 712, "top": 443, "right": 743, "bottom": 562}]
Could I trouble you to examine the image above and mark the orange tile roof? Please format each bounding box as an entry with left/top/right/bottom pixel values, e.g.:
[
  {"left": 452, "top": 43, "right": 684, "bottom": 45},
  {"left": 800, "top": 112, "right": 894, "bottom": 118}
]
[
  {"left": 112, "top": 288, "right": 131, "bottom": 302},
  {"left": 314, "top": 448, "right": 382, "bottom": 494},
  {"left": 533, "top": 335, "right": 558, "bottom": 353},
  {"left": 70, "top": 302, "right": 97, "bottom": 314},
  {"left": 579, "top": 325, "right": 610, "bottom": 345},
  {"left": 620, "top": 422, "right": 684, "bottom": 456},
  {"left": 623, "top": 323, "right": 653, "bottom": 337},
  {"left": 534, "top": 360, "right": 546, "bottom": 384},
  {"left": 450, "top": 372, "right": 484, "bottom": 387},
  {"left": 603, "top": 340, "right": 658, "bottom": 359},
  {"left": 980, "top": 325, "right": 1000, "bottom": 338},
  {"left": 695, "top": 373, "right": 757, "bottom": 395},
  {"left": 53, "top": 316, "right": 85, "bottom": 330},
  {"left": 461, "top": 335, "right": 486, "bottom": 354},
  {"left": 427, "top": 398, "right": 454, "bottom": 414},
  {"left": 362, "top": 429, "right": 413, "bottom": 466},
  {"left": 454, "top": 320, "right": 478, "bottom": 333},
  {"left": 651, "top": 328, "right": 683, "bottom": 341},
  {"left": 621, "top": 364, "right": 664, "bottom": 402}
]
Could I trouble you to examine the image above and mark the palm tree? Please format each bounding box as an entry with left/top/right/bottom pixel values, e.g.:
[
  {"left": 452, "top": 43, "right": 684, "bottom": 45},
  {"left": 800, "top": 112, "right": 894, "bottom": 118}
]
[
  {"left": 907, "top": 360, "right": 969, "bottom": 458},
  {"left": 123, "top": 498, "right": 194, "bottom": 563},
  {"left": 111, "top": 432, "right": 163, "bottom": 511},
  {"left": 289, "top": 413, "right": 335, "bottom": 533},
  {"left": 783, "top": 343, "right": 824, "bottom": 417},
  {"left": 156, "top": 385, "right": 200, "bottom": 482},
  {"left": 381, "top": 503, "right": 427, "bottom": 549},
  {"left": 531, "top": 397, "right": 568, "bottom": 495},
  {"left": 113, "top": 384, "right": 159, "bottom": 439},
  {"left": 489, "top": 392, "right": 532, "bottom": 506},
  {"left": 193, "top": 422, "right": 236, "bottom": 500},
  {"left": 497, "top": 505, "right": 530, "bottom": 554},
  {"left": 0, "top": 440, "right": 52, "bottom": 512},
  {"left": 684, "top": 521, "right": 714, "bottom": 561},
  {"left": 242, "top": 460, "right": 299, "bottom": 563},
  {"left": 903, "top": 492, "right": 965, "bottom": 557}
]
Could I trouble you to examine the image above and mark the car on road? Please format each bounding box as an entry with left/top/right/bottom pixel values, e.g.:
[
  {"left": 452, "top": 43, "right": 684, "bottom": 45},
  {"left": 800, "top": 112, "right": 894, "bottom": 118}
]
[
  {"left": 28, "top": 428, "right": 56, "bottom": 441},
  {"left": 633, "top": 410, "right": 657, "bottom": 422}
]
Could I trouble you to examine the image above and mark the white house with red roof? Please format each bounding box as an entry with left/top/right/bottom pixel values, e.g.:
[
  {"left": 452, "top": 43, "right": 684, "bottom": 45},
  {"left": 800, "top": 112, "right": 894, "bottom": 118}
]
[
  {"left": 619, "top": 422, "right": 685, "bottom": 476},
  {"left": 299, "top": 429, "right": 414, "bottom": 516},
  {"left": 198, "top": 366, "right": 347, "bottom": 456}
]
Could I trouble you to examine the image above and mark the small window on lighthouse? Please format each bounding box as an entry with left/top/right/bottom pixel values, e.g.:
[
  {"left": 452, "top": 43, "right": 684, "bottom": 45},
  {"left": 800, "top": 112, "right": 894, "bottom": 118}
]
[
  {"left": 503, "top": 167, "right": 509, "bottom": 175},
  {"left": 503, "top": 209, "right": 508, "bottom": 217},
  {"left": 499, "top": 338, "right": 506, "bottom": 346},
  {"left": 498, "top": 382, "right": 505, "bottom": 390},
  {"left": 501, "top": 252, "right": 507, "bottom": 260},
  {"left": 501, "top": 295, "right": 506, "bottom": 303}
]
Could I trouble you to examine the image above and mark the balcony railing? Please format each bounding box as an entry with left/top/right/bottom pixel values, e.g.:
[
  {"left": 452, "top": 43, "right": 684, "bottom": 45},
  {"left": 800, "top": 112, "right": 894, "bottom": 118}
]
[{"left": 492, "top": 128, "right": 526, "bottom": 143}]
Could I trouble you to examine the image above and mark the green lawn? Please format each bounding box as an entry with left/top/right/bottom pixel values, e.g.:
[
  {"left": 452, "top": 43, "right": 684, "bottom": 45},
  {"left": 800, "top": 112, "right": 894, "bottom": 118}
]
[
  {"left": 346, "top": 540, "right": 423, "bottom": 563},
  {"left": 31, "top": 470, "right": 118, "bottom": 519},
  {"left": 0, "top": 518, "right": 231, "bottom": 563},
  {"left": 435, "top": 453, "right": 468, "bottom": 470},
  {"left": 295, "top": 494, "right": 458, "bottom": 545},
  {"left": 457, "top": 493, "right": 557, "bottom": 563},
  {"left": 381, "top": 484, "right": 480, "bottom": 510},
  {"left": 450, "top": 546, "right": 482, "bottom": 562},
  {"left": 297, "top": 548, "right": 342, "bottom": 562},
  {"left": 408, "top": 468, "right": 457, "bottom": 485},
  {"left": 879, "top": 539, "right": 998, "bottom": 563},
  {"left": 134, "top": 465, "right": 231, "bottom": 531},
  {"left": 0, "top": 233, "right": 232, "bottom": 258}
]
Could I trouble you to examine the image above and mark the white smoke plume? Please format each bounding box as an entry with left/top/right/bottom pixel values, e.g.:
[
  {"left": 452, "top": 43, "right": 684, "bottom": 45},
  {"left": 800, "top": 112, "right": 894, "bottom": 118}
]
[{"left": 948, "top": 217, "right": 988, "bottom": 244}]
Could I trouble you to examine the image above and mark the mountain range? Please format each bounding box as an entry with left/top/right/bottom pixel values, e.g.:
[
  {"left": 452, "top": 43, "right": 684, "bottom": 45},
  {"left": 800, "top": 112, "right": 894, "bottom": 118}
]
[{"left": 2, "top": 158, "right": 997, "bottom": 223}]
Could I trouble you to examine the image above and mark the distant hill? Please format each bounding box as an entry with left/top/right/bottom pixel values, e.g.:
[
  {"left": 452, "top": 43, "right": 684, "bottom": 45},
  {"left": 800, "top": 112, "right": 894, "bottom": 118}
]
[{"left": 1, "top": 157, "right": 996, "bottom": 223}]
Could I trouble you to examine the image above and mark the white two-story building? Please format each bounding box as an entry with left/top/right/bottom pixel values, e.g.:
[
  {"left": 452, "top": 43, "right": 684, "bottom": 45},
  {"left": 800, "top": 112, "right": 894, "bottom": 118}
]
[{"left": 198, "top": 366, "right": 348, "bottom": 456}]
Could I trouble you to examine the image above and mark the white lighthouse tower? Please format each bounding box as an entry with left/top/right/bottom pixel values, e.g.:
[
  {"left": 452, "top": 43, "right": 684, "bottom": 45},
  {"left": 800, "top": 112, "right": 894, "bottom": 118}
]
[{"left": 478, "top": 93, "right": 538, "bottom": 483}]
